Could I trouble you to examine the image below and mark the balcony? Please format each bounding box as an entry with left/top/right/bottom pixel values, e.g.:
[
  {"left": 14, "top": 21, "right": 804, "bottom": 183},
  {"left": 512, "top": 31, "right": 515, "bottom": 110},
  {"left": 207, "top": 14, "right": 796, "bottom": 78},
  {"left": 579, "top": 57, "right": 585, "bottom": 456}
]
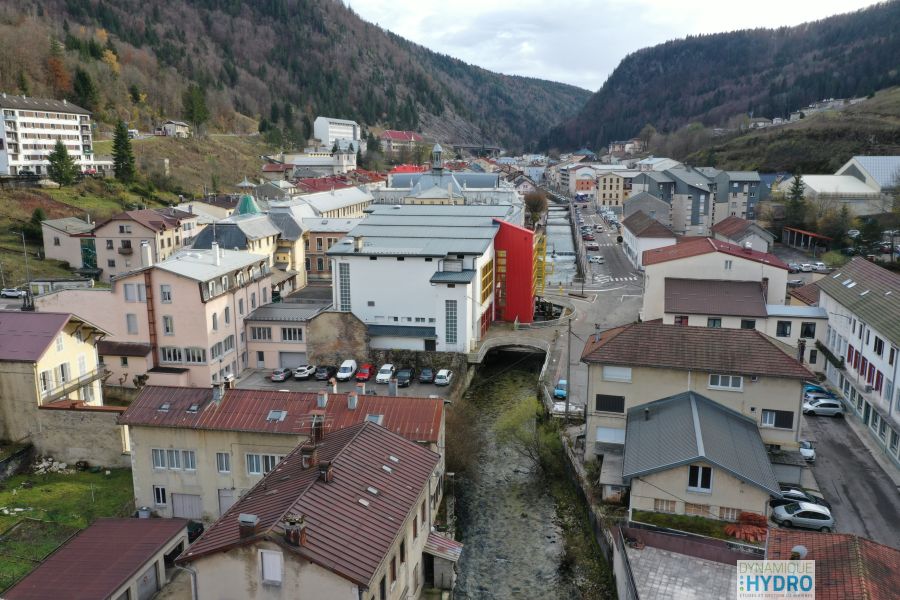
[
  {"left": 118, "top": 246, "right": 133, "bottom": 255},
  {"left": 42, "top": 369, "right": 104, "bottom": 403}
]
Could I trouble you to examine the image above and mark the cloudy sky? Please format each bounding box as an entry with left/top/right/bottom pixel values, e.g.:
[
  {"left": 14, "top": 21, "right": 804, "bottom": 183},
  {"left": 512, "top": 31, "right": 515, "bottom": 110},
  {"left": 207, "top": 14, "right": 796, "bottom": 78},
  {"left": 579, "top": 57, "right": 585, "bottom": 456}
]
[{"left": 350, "top": 0, "right": 880, "bottom": 91}]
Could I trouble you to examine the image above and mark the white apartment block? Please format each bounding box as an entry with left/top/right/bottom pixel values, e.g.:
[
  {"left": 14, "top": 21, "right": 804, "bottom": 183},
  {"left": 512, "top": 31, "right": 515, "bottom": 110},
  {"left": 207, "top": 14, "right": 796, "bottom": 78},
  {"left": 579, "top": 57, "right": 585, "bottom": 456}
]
[
  {"left": 313, "top": 116, "right": 361, "bottom": 149},
  {"left": 0, "top": 94, "right": 96, "bottom": 176}
]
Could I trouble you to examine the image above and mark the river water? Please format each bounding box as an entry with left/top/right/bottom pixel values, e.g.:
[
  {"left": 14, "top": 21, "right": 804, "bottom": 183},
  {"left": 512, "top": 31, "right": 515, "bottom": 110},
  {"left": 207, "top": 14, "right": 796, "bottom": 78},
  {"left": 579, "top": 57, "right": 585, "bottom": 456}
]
[
  {"left": 453, "top": 352, "right": 581, "bottom": 600},
  {"left": 546, "top": 205, "right": 576, "bottom": 286}
]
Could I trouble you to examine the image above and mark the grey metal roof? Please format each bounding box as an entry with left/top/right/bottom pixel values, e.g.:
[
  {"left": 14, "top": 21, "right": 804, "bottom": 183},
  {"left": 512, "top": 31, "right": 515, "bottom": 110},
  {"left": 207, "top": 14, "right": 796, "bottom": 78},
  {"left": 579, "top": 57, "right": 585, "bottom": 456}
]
[
  {"left": 267, "top": 211, "right": 305, "bottom": 241},
  {"left": 42, "top": 217, "right": 94, "bottom": 235},
  {"left": 301, "top": 218, "right": 362, "bottom": 233},
  {"left": 390, "top": 172, "right": 501, "bottom": 193},
  {"left": 367, "top": 324, "right": 437, "bottom": 338},
  {"left": 328, "top": 236, "right": 492, "bottom": 257},
  {"left": 725, "top": 171, "right": 761, "bottom": 182},
  {"left": 851, "top": 156, "right": 900, "bottom": 189},
  {"left": 696, "top": 167, "right": 722, "bottom": 178},
  {"left": 623, "top": 392, "right": 781, "bottom": 496},
  {"left": 192, "top": 214, "right": 281, "bottom": 250},
  {"left": 639, "top": 171, "right": 674, "bottom": 183},
  {"left": 817, "top": 257, "right": 900, "bottom": 344},
  {"left": 764, "top": 305, "right": 827, "bottom": 319},
  {"left": 246, "top": 302, "right": 330, "bottom": 322},
  {"left": 153, "top": 249, "right": 267, "bottom": 282},
  {"left": 350, "top": 224, "right": 496, "bottom": 239},
  {"left": 366, "top": 204, "right": 514, "bottom": 218},
  {"left": 430, "top": 270, "right": 476, "bottom": 284},
  {"left": 666, "top": 167, "right": 712, "bottom": 191},
  {"left": 0, "top": 94, "right": 90, "bottom": 115}
]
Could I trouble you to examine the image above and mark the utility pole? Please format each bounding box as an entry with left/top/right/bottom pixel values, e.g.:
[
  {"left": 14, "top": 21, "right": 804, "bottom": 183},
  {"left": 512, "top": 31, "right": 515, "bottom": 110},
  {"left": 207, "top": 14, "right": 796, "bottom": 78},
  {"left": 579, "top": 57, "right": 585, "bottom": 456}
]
[{"left": 565, "top": 317, "right": 572, "bottom": 425}]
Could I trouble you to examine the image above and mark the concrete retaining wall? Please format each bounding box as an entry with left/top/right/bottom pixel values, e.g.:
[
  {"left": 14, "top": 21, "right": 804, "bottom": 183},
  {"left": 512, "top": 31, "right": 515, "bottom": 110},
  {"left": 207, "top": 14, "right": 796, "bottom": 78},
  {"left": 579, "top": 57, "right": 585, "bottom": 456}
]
[
  {"left": 36, "top": 406, "right": 129, "bottom": 468},
  {"left": 0, "top": 445, "right": 35, "bottom": 480},
  {"left": 307, "top": 311, "right": 369, "bottom": 365}
]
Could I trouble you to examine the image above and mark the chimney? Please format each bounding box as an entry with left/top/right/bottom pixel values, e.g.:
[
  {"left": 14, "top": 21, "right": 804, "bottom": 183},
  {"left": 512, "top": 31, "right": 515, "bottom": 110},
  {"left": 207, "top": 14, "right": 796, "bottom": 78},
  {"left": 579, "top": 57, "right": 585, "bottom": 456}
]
[
  {"left": 317, "top": 390, "right": 328, "bottom": 408},
  {"left": 140, "top": 240, "right": 153, "bottom": 267},
  {"left": 318, "top": 460, "right": 333, "bottom": 483},
  {"left": 644, "top": 408, "right": 650, "bottom": 421},
  {"left": 354, "top": 236, "right": 363, "bottom": 252},
  {"left": 283, "top": 514, "right": 307, "bottom": 547},
  {"left": 211, "top": 241, "right": 221, "bottom": 265},
  {"left": 62, "top": 99, "right": 67, "bottom": 105},
  {"left": 348, "top": 390, "right": 358, "bottom": 410},
  {"left": 743, "top": 241, "right": 753, "bottom": 253},
  {"left": 356, "top": 381, "right": 366, "bottom": 396},
  {"left": 300, "top": 445, "right": 318, "bottom": 469},
  {"left": 388, "top": 378, "right": 398, "bottom": 396},
  {"left": 238, "top": 514, "right": 260, "bottom": 538},
  {"left": 211, "top": 383, "right": 224, "bottom": 405}
]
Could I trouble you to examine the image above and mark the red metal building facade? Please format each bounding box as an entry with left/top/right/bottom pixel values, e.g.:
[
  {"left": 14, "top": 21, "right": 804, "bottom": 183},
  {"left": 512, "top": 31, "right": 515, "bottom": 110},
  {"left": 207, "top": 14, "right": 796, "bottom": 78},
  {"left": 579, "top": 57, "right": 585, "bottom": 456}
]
[{"left": 493, "top": 219, "right": 536, "bottom": 324}]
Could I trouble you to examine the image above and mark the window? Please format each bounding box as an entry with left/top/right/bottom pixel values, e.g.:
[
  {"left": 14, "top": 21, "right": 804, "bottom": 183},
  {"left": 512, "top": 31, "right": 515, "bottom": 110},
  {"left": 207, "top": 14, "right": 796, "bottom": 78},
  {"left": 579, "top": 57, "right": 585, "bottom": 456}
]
[
  {"left": 281, "top": 327, "right": 303, "bottom": 342},
  {"left": 263, "top": 454, "right": 282, "bottom": 473},
  {"left": 653, "top": 499, "right": 676, "bottom": 513},
  {"left": 53, "top": 236, "right": 60, "bottom": 246},
  {"left": 216, "top": 452, "right": 231, "bottom": 473},
  {"left": 106, "top": 239, "right": 114, "bottom": 249},
  {"left": 708, "top": 373, "right": 743, "bottom": 391},
  {"left": 400, "top": 540, "right": 406, "bottom": 564},
  {"left": 120, "top": 357, "right": 128, "bottom": 367},
  {"left": 224, "top": 335, "right": 235, "bottom": 353},
  {"left": 674, "top": 315, "right": 689, "bottom": 326},
  {"left": 212, "top": 313, "right": 218, "bottom": 331},
  {"left": 251, "top": 327, "right": 272, "bottom": 341},
  {"left": 707, "top": 318, "right": 722, "bottom": 328},
  {"left": 685, "top": 502, "right": 709, "bottom": 516},
  {"left": 874, "top": 336, "right": 885, "bottom": 356},
  {"left": 602, "top": 365, "right": 632, "bottom": 382},
  {"left": 119, "top": 224, "right": 132, "bottom": 234},
  {"left": 246, "top": 454, "right": 262, "bottom": 475},
  {"left": 879, "top": 418, "right": 887, "bottom": 440},
  {"left": 251, "top": 292, "right": 257, "bottom": 309},
  {"left": 390, "top": 556, "right": 397, "bottom": 584},
  {"left": 260, "top": 550, "right": 283, "bottom": 586},
  {"left": 595, "top": 394, "right": 625, "bottom": 413},
  {"left": 445, "top": 299, "right": 458, "bottom": 344},
  {"left": 719, "top": 507, "right": 741, "bottom": 521},
  {"left": 724, "top": 260, "right": 733, "bottom": 270},
  {"left": 166, "top": 449, "right": 182, "bottom": 469},
  {"left": 890, "top": 347, "right": 897, "bottom": 366},
  {"left": 55, "top": 334, "right": 64, "bottom": 352},
  {"left": 152, "top": 485, "right": 167, "bottom": 506},
  {"left": 55, "top": 363, "right": 69, "bottom": 384},
  {"left": 800, "top": 322, "right": 816, "bottom": 339},
  {"left": 890, "top": 430, "right": 899, "bottom": 453},
  {"left": 761, "top": 409, "right": 794, "bottom": 429},
  {"left": 224, "top": 307, "right": 230, "bottom": 324},
  {"left": 687, "top": 465, "right": 712, "bottom": 492},
  {"left": 809, "top": 349, "right": 818, "bottom": 365},
  {"left": 412, "top": 515, "right": 418, "bottom": 539},
  {"left": 39, "top": 370, "right": 52, "bottom": 394},
  {"left": 317, "top": 257, "right": 325, "bottom": 271},
  {"left": 123, "top": 283, "right": 146, "bottom": 303},
  {"left": 263, "top": 287, "right": 268, "bottom": 303},
  {"left": 740, "top": 319, "right": 756, "bottom": 329},
  {"left": 210, "top": 342, "right": 223, "bottom": 360},
  {"left": 239, "top": 298, "right": 244, "bottom": 315},
  {"left": 339, "top": 263, "right": 351, "bottom": 311},
  {"left": 182, "top": 450, "right": 196, "bottom": 470},
  {"left": 160, "top": 347, "right": 182, "bottom": 363},
  {"left": 107, "top": 259, "right": 116, "bottom": 268},
  {"left": 776, "top": 321, "right": 792, "bottom": 337},
  {"left": 160, "top": 284, "right": 172, "bottom": 303},
  {"left": 152, "top": 448, "right": 166, "bottom": 469},
  {"left": 184, "top": 347, "right": 207, "bottom": 364},
  {"left": 379, "top": 576, "right": 387, "bottom": 600},
  {"left": 162, "top": 316, "right": 174, "bottom": 335}
]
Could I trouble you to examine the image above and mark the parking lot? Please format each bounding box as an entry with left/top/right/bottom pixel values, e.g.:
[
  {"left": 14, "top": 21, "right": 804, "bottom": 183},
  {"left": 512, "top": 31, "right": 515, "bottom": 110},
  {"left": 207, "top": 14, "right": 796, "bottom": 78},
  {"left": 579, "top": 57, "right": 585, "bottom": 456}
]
[{"left": 235, "top": 368, "right": 454, "bottom": 401}]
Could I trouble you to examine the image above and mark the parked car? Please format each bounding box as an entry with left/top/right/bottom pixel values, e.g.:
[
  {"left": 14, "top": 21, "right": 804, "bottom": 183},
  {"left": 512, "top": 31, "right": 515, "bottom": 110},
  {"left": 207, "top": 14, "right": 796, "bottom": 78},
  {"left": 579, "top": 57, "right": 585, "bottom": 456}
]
[
  {"left": 813, "top": 261, "right": 828, "bottom": 271},
  {"left": 418, "top": 368, "right": 436, "bottom": 384},
  {"left": 582, "top": 234, "right": 595, "bottom": 241},
  {"left": 771, "top": 502, "right": 834, "bottom": 532},
  {"left": 315, "top": 365, "right": 338, "bottom": 381},
  {"left": 847, "top": 229, "right": 860, "bottom": 239},
  {"left": 787, "top": 263, "right": 801, "bottom": 273},
  {"left": 588, "top": 255, "right": 604, "bottom": 264},
  {"left": 375, "top": 363, "right": 395, "bottom": 384},
  {"left": 771, "top": 485, "right": 830, "bottom": 509},
  {"left": 799, "top": 263, "right": 814, "bottom": 272},
  {"left": 336, "top": 359, "right": 358, "bottom": 381},
  {"left": 396, "top": 367, "right": 416, "bottom": 387},
  {"left": 553, "top": 379, "right": 567, "bottom": 399},
  {"left": 803, "top": 389, "right": 835, "bottom": 402},
  {"left": 586, "top": 242, "right": 600, "bottom": 251},
  {"left": 803, "top": 397, "right": 844, "bottom": 417},
  {"left": 434, "top": 369, "right": 453, "bottom": 386},
  {"left": 803, "top": 382, "right": 827, "bottom": 395},
  {"left": 595, "top": 224, "right": 604, "bottom": 231},
  {"left": 799, "top": 440, "right": 816, "bottom": 463},
  {"left": 270, "top": 367, "right": 292, "bottom": 382},
  {"left": 0, "top": 288, "right": 26, "bottom": 298},
  {"left": 17, "top": 169, "right": 34, "bottom": 177},
  {"left": 293, "top": 364, "right": 316, "bottom": 380},
  {"left": 356, "top": 363, "right": 374, "bottom": 382}
]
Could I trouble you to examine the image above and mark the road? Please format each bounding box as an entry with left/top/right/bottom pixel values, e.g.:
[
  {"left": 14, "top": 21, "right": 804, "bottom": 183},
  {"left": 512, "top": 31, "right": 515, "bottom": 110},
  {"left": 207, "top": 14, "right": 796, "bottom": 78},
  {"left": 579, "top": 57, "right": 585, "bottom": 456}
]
[
  {"left": 575, "top": 204, "right": 641, "bottom": 291},
  {"left": 802, "top": 414, "right": 900, "bottom": 548}
]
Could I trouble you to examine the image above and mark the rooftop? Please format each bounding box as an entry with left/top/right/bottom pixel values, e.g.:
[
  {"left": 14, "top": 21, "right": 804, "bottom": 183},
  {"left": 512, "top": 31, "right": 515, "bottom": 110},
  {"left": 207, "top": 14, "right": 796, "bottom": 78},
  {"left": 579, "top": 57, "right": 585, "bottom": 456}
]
[
  {"left": 95, "top": 208, "right": 193, "bottom": 234},
  {"left": 626, "top": 542, "right": 736, "bottom": 599},
  {"left": 97, "top": 340, "right": 152, "bottom": 357},
  {"left": 764, "top": 304, "right": 828, "bottom": 319},
  {"left": 710, "top": 216, "right": 772, "bottom": 242},
  {"left": 430, "top": 270, "right": 477, "bottom": 284},
  {"left": 0, "top": 313, "right": 105, "bottom": 362},
  {"left": 380, "top": 130, "right": 424, "bottom": 142},
  {"left": 791, "top": 175, "right": 879, "bottom": 195},
  {"left": 191, "top": 213, "right": 282, "bottom": 250},
  {"left": 0, "top": 93, "right": 89, "bottom": 115},
  {"left": 119, "top": 386, "right": 444, "bottom": 443},
  {"left": 622, "top": 210, "right": 676, "bottom": 238},
  {"left": 789, "top": 281, "right": 821, "bottom": 306},
  {"left": 581, "top": 322, "right": 813, "bottom": 379},
  {"left": 41, "top": 217, "right": 94, "bottom": 235},
  {"left": 152, "top": 248, "right": 269, "bottom": 283},
  {"left": 848, "top": 155, "right": 900, "bottom": 189},
  {"left": 179, "top": 422, "right": 441, "bottom": 587},
  {"left": 767, "top": 529, "right": 900, "bottom": 600},
  {"left": 301, "top": 217, "right": 362, "bottom": 233},
  {"left": 3, "top": 518, "right": 187, "bottom": 600},
  {"left": 642, "top": 237, "right": 788, "bottom": 270},
  {"left": 664, "top": 278, "right": 767, "bottom": 318},
  {"left": 818, "top": 258, "right": 900, "bottom": 343},
  {"left": 297, "top": 187, "right": 373, "bottom": 215},
  {"left": 246, "top": 302, "right": 331, "bottom": 322},
  {"left": 623, "top": 392, "right": 781, "bottom": 496}
]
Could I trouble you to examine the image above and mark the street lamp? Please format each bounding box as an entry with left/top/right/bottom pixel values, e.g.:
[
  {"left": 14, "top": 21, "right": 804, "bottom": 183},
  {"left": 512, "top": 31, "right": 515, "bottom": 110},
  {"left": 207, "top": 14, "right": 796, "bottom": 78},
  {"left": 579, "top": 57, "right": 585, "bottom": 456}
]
[{"left": 11, "top": 231, "right": 32, "bottom": 309}]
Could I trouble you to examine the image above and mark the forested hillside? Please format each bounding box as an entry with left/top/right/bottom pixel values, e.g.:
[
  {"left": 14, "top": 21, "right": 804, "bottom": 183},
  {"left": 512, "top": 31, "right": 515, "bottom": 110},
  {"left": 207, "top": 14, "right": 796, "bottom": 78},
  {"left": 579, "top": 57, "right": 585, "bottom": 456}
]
[
  {"left": 542, "top": 1, "right": 900, "bottom": 150},
  {"left": 0, "top": 0, "right": 590, "bottom": 151}
]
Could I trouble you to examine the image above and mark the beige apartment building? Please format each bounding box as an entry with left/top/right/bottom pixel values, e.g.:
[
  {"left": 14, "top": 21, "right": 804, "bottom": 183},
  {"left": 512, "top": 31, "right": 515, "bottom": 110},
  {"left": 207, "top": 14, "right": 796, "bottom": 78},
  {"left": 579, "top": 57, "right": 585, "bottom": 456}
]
[
  {"left": 178, "top": 421, "right": 458, "bottom": 599},
  {"left": 244, "top": 302, "right": 332, "bottom": 369},
  {"left": 581, "top": 323, "right": 813, "bottom": 458},
  {"left": 302, "top": 217, "right": 361, "bottom": 281},
  {"left": 40, "top": 216, "right": 94, "bottom": 269},
  {"left": 119, "top": 385, "right": 445, "bottom": 521},
  {"left": 596, "top": 171, "right": 635, "bottom": 208},
  {"left": 35, "top": 245, "right": 273, "bottom": 387}
]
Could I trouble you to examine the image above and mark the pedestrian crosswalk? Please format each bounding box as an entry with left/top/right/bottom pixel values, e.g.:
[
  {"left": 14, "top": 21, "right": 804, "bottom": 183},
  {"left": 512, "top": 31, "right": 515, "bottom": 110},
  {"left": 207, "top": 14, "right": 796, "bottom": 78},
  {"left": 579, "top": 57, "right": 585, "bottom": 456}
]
[{"left": 593, "top": 275, "right": 640, "bottom": 283}]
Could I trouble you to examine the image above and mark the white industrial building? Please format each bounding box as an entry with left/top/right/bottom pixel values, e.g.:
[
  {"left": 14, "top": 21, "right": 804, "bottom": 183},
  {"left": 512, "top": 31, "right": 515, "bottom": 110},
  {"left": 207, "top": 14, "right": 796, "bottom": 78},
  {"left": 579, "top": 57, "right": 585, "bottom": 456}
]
[
  {"left": 327, "top": 205, "right": 514, "bottom": 352},
  {"left": 313, "top": 116, "right": 361, "bottom": 149},
  {"left": 0, "top": 94, "right": 100, "bottom": 176}
]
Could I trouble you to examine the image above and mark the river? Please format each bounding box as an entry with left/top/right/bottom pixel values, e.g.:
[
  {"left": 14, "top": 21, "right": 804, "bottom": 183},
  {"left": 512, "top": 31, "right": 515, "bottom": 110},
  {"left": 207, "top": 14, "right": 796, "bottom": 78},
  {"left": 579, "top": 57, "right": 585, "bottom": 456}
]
[
  {"left": 546, "top": 205, "right": 576, "bottom": 286},
  {"left": 452, "top": 351, "right": 605, "bottom": 599}
]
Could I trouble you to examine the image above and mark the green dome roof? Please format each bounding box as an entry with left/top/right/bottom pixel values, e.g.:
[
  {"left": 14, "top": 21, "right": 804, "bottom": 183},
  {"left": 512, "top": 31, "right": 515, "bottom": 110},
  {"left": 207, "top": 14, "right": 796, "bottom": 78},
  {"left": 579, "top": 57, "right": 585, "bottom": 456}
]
[{"left": 236, "top": 194, "right": 261, "bottom": 215}]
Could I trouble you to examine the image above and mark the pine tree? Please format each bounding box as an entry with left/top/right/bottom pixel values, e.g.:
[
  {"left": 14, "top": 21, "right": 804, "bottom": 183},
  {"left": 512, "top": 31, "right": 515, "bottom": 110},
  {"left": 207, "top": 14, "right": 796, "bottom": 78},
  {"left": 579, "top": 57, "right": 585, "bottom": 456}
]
[
  {"left": 182, "top": 84, "right": 209, "bottom": 135},
  {"left": 47, "top": 140, "right": 78, "bottom": 186},
  {"left": 784, "top": 174, "right": 809, "bottom": 229},
  {"left": 72, "top": 68, "right": 100, "bottom": 111},
  {"left": 112, "top": 121, "right": 136, "bottom": 183}
]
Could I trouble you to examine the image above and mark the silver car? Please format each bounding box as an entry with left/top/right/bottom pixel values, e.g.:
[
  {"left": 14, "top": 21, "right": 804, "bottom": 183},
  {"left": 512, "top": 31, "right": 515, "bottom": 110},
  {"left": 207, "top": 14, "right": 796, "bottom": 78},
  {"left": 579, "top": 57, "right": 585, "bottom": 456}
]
[
  {"left": 772, "top": 501, "right": 834, "bottom": 532},
  {"left": 802, "top": 397, "right": 844, "bottom": 417}
]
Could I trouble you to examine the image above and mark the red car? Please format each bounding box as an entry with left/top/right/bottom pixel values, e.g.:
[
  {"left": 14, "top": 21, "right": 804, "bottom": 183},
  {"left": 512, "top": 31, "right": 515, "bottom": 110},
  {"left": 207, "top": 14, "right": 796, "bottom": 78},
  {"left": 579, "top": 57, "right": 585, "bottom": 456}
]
[
  {"left": 582, "top": 234, "right": 595, "bottom": 241},
  {"left": 355, "top": 363, "right": 375, "bottom": 382}
]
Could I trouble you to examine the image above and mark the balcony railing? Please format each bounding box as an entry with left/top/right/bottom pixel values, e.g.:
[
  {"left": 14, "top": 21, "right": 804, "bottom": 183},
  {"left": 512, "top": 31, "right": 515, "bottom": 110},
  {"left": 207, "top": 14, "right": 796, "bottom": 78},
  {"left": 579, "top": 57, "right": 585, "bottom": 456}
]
[
  {"left": 117, "top": 246, "right": 133, "bottom": 255},
  {"left": 42, "top": 369, "right": 104, "bottom": 403},
  {"left": 816, "top": 340, "right": 845, "bottom": 370}
]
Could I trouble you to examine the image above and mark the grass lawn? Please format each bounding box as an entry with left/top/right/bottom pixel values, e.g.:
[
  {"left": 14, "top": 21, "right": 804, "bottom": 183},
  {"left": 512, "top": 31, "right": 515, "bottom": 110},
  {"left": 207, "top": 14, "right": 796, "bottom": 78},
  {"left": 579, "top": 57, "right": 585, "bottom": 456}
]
[
  {"left": 0, "top": 469, "right": 134, "bottom": 591},
  {"left": 821, "top": 251, "right": 850, "bottom": 268}
]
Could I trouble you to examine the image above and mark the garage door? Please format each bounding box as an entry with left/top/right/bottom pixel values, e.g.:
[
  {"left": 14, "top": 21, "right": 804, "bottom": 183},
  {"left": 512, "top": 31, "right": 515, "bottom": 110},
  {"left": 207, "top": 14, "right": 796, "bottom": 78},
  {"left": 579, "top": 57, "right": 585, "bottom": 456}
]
[
  {"left": 137, "top": 563, "right": 158, "bottom": 600},
  {"left": 279, "top": 352, "right": 307, "bottom": 368},
  {"left": 172, "top": 493, "right": 202, "bottom": 520}
]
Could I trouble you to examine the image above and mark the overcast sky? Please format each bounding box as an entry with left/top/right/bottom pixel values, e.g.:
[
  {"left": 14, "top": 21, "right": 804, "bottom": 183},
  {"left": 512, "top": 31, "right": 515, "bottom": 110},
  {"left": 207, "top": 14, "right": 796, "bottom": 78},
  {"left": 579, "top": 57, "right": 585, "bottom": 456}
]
[{"left": 349, "top": 0, "right": 881, "bottom": 91}]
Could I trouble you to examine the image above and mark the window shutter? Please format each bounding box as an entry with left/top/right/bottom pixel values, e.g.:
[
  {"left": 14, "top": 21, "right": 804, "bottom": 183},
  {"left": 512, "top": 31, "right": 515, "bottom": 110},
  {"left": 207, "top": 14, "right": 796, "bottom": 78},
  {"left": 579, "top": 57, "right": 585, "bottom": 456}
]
[
  {"left": 774, "top": 410, "right": 793, "bottom": 429},
  {"left": 595, "top": 395, "right": 626, "bottom": 413}
]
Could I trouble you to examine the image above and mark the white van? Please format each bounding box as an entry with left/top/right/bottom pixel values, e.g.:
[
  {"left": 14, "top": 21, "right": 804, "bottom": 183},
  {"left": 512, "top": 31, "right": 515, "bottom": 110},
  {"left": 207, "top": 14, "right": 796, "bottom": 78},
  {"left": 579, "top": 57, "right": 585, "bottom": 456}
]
[{"left": 336, "top": 359, "right": 358, "bottom": 381}]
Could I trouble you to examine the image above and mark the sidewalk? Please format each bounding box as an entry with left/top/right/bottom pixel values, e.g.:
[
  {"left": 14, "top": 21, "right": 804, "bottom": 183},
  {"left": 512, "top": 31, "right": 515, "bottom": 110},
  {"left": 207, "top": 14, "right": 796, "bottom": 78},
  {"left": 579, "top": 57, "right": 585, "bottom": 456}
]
[{"left": 842, "top": 409, "right": 900, "bottom": 488}]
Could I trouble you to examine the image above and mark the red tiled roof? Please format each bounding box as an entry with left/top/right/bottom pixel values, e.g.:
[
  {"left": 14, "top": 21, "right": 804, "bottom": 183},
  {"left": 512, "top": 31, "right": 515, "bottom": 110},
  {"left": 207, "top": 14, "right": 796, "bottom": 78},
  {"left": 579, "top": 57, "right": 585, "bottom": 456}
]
[
  {"left": 4, "top": 518, "right": 187, "bottom": 600},
  {"left": 179, "top": 422, "right": 440, "bottom": 587},
  {"left": 295, "top": 176, "right": 353, "bottom": 193},
  {"left": 380, "top": 129, "right": 424, "bottom": 142},
  {"left": 262, "top": 163, "right": 293, "bottom": 172},
  {"left": 581, "top": 322, "right": 813, "bottom": 379},
  {"left": 390, "top": 164, "right": 430, "bottom": 174},
  {"left": 622, "top": 210, "right": 676, "bottom": 238},
  {"left": 767, "top": 529, "right": 900, "bottom": 600},
  {"left": 95, "top": 209, "right": 188, "bottom": 233},
  {"left": 97, "top": 340, "right": 152, "bottom": 357},
  {"left": 118, "top": 386, "right": 443, "bottom": 443},
  {"left": 642, "top": 237, "right": 788, "bottom": 269},
  {"left": 710, "top": 216, "right": 755, "bottom": 239},
  {"left": 790, "top": 281, "right": 821, "bottom": 306},
  {"left": 665, "top": 278, "right": 767, "bottom": 317}
]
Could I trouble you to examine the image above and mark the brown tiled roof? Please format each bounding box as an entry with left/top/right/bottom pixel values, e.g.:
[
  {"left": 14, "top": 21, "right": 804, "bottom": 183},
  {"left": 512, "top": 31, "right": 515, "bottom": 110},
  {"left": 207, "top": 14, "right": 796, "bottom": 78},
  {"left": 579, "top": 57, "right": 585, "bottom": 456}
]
[
  {"left": 642, "top": 237, "right": 788, "bottom": 269},
  {"left": 622, "top": 210, "right": 676, "bottom": 238},
  {"left": 97, "top": 340, "right": 152, "bottom": 357},
  {"left": 580, "top": 322, "right": 813, "bottom": 379},
  {"left": 4, "top": 518, "right": 187, "bottom": 600},
  {"left": 767, "top": 529, "right": 900, "bottom": 600},
  {"left": 665, "top": 278, "right": 767, "bottom": 317},
  {"left": 789, "top": 281, "right": 821, "bottom": 306},
  {"left": 0, "top": 312, "right": 70, "bottom": 362},
  {"left": 710, "top": 216, "right": 754, "bottom": 239},
  {"left": 179, "top": 422, "right": 440, "bottom": 587},
  {"left": 118, "top": 386, "right": 443, "bottom": 443},
  {"left": 95, "top": 208, "right": 190, "bottom": 233}
]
